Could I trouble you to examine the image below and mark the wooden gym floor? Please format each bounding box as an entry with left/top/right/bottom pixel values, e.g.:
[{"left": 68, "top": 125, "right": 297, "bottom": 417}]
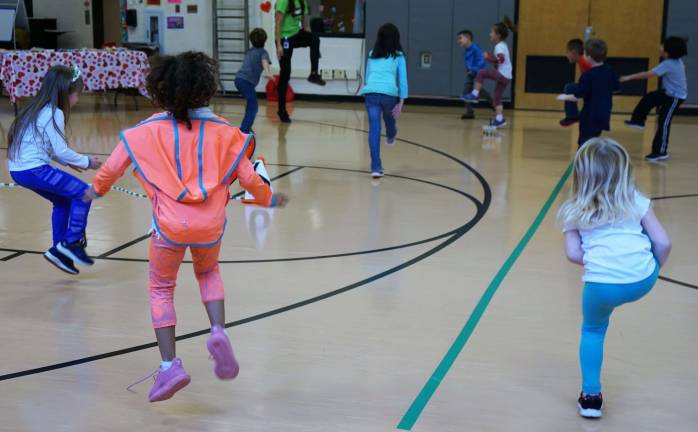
[{"left": 0, "top": 95, "right": 696, "bottom": 431}]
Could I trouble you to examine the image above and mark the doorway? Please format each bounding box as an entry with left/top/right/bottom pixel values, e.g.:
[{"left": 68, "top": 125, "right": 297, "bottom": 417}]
[
  {"left": 143, "top": 10, "right": 164, "bottom": 52},
  {"left": 514, "top": 0, "right": 665, "bottom": 111}
]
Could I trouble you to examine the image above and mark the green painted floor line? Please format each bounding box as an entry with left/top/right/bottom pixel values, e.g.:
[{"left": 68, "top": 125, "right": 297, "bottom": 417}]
[{"left": 397, "top": 163, "right": 573, "bottom": 430}]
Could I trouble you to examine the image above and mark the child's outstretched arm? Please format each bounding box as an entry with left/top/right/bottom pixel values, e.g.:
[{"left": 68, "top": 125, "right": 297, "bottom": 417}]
[
  {"left": 641, "top": 207, "right": 672, "bottom": 266},
  {"left": 236, "top": 156, "right": 287, "bottom": 207},
  {"left": 48, "top": 110, "right": 101, "bottom": 170},
  {"left": 620, "top": 70, "right": 655, "bottom": 83},
  {"left": 85, "top": 141, "right": 132, "bottom": 201},
  {"left": 563, "top": 230, "right": 584, "bottom": 265}
]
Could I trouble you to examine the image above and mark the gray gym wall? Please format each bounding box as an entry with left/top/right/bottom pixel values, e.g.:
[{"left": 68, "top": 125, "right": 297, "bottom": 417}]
[
  {"left": 665, "top": 0, "right": 696, "bottom": 105},
  {"left": 365, "top": 0, "right": 516, "bottom": 99}
]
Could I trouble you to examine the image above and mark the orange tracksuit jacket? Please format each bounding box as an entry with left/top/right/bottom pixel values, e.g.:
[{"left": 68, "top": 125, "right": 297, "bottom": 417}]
[{"left": 92, "top": 111, "right": 273, "bottom": 246}]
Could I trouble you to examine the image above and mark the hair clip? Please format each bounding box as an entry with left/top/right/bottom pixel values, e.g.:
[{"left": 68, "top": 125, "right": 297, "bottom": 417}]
[{"left": 71, "top": 65, "right": 82, "bottom": 82}]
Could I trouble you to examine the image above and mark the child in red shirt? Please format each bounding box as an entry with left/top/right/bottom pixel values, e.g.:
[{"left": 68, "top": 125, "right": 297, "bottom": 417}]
[{"left": 560, "top": 38, "right": 593, "bottom": 127}]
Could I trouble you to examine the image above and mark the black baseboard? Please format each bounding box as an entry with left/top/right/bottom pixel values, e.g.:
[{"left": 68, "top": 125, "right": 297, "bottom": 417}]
[
  {"left": 218, "top": 91, "right": 695, "bottom": 116},
  {"left": 219, "top": 91, "right": 512, "bottom": 109}
]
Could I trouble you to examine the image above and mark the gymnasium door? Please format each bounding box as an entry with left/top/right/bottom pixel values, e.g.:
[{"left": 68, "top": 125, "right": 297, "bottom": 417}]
[{"left": 514, "top": 0, "right": 664, "bottom": 112}]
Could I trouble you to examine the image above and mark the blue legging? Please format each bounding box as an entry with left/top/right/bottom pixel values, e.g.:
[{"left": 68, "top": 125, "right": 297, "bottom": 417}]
[
  {"left": 11, "top": 164, "right": 91, "bottom": 245},
  {"left": 364, "top": 93, "right": 398, "bottom": 173},
  {"left": 235, "top": 77, "right": 258, "bottom": 134},
  {"left": 580, "top": 263, "right": 659, "bottom": 394}
]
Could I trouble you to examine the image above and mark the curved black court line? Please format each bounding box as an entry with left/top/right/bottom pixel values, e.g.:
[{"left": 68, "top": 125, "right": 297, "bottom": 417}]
[
  {"left": 0, "top": 123, "right": 492, "bottom": 382},
  {"left": 0, "top": 167, "right": 482, "bottom": 264},
  {"left": 94, "top": 167, "right": 307, "bottom": 258},
  {"left": 651, "top": 193, "right": 698, "bottom": 290}
]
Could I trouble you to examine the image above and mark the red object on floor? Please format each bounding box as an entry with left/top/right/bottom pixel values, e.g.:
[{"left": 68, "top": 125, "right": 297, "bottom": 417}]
[{"left": 265, "top": 75, "right": 294, "bottom": 103}]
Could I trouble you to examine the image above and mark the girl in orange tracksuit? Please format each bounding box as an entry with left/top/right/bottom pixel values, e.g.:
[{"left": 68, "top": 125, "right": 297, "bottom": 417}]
[{"left": 86, "top": 52, "right": 287, "bottom": 402}]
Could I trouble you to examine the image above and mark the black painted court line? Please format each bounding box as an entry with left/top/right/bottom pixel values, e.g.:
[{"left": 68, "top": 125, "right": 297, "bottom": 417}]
[
  {"left": 0, "top": 122, "right": 492, "bottom": 383},
  {"left": 651, "top": 193, "right": 698, "bottom": 201},
  {"left": 231, "top": 166, "right": 304, "bottom": 200},
  {"left": 1, "top": 167, "right": 480, "bottom": 264},
  {"left": 98, "top": 233, "right": 152, "bottom": 258},
  {"left": 659, "top": 276, "right": 698, "bottom": 290},
  {"left": 95, "top": 166, "right": 305, "bottom": 258},
  {"left": 0, "top": 251, "right": 24, "bottom": 261}
]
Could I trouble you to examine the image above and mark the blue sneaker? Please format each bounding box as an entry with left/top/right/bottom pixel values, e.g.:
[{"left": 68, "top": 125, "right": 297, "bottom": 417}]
[
  {"left": 492, "top": 118, "right": 507, "bottom": 128},
  {"left": 461, "top": 93, "right": 478, "bottom": 102},
  {"left": 57, "top": 239, "right": 94, "bottom": 267}
]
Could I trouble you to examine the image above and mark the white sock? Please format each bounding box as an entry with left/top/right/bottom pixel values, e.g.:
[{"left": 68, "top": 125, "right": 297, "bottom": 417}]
[
  {"left": 472, "top": 89, "right": 480, "bottom": 97},
  {"left": 496, "top": 114, "right": 503, "bottom": 122},
  {"left": 160, "top": 360, "right": 173, "bottom": 370}
]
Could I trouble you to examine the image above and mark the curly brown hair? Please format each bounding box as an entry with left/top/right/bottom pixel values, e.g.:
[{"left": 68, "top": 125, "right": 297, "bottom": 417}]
[{"left": 146, "top": 51, "right": 218, "bottom": 129}]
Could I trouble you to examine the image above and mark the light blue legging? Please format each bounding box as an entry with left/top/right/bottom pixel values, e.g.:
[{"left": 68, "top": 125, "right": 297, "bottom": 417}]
[{"left": 580, "top": 262, "right": 659, "bottom": 395}]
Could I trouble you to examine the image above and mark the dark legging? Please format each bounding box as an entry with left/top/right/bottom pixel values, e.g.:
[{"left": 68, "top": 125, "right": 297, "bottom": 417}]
[
  {"left": 475, "top": 68, "right": 510, "bottom": 107},
  {"left": 278, "top": 30, "right": 320, "bottom": 112}
]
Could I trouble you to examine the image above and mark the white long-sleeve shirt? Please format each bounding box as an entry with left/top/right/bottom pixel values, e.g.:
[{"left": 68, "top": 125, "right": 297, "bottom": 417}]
[{"left": 7, "top": 105, "right": 89, "bottom": 172}]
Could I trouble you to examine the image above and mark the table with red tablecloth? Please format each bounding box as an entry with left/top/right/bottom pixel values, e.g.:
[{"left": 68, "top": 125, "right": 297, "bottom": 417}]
[{"left": 0, "top": 49, "right": 150, "bottom": 103}]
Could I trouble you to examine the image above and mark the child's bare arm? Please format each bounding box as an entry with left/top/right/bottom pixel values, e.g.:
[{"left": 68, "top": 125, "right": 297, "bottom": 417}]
[
  {"left": 88, "top": 141, "right": 132, "bottom": 201},
  {"left": 620, "top": 70, "right": 656, "bottom": 82},
  {"left": 564, "top": 230, "right": 584, "bottom": 265},
  {"left": 262, "top": 58, "right": 273, "bottom": 79},
  {"left": 641, "top": 207, "right": 671, "bottom": 266},
  {"left": 236, "top": 156, "right": 287, "bottom": 207}
]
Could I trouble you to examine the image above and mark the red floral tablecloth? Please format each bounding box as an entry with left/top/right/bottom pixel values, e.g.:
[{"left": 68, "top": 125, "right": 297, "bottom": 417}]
[{"left": 0, "top": 49, "right": 150, "bottom": 103}]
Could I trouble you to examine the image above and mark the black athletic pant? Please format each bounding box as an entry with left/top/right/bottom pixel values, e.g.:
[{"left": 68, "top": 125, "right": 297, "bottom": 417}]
[
  {"left": 278, "top": 30, "right": 321, "bottom": 112},
  {"left": 630, "top": 90, "right": 684, "bottom": 155}
]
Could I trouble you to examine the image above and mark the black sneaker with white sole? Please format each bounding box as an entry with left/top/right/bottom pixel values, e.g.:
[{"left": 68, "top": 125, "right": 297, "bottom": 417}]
[
  {"left": 624, "top": 120, "right": 645, "bottom": 130},
  {"left": 645, "top": 152, "right": 669, "bottom": 162},
  {"left": 578, "top": 392, "right": 603, "bottom": 418},
  {"left": 57, "top": 240, "right": 94, "bottom": 266},
  {"left": 44, "top": 247, "right": 79, "bottom": 275}
]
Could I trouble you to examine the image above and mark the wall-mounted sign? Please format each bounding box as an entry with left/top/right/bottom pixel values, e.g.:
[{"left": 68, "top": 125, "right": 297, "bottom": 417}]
[
  {"left": 420, "top": 51, "right": 432, "bottom": 69},
  {"left": 167, "top": 15, "right": 183, "bottom": 29}
]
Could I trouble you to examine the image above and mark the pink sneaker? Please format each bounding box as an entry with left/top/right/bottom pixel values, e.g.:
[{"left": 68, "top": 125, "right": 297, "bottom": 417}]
[
  {"left": 148, "top": 358, "right": 191, "bottom": 402},
  {"left": 207, "top": 325, "right": 239, "bottom": 380}
]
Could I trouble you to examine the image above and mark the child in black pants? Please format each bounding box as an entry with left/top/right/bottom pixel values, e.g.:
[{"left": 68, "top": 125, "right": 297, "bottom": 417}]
[
  {"left": 557, "top": 39, "right": 619, "bottom": 147},
  {"left": 621, "top": 36, "right": 688, "bottom": 162}
]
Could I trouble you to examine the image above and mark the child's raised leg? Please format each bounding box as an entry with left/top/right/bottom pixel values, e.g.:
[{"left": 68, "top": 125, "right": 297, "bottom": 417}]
[
  {"left": 627, "top": 90, "right": 662, "bottom": 128},
  {"left": 382, "top": 95, "right": 398, "bottom": 145},
  {"left": 191, "top": 243, "right": 239, "bottom": 380}
]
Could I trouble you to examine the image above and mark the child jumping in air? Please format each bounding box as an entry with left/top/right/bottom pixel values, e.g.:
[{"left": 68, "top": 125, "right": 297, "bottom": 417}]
[
  {"left": 558, "top": 138, "right": 671, "bottom": 419},
  {"left": 235, "top": 27, "right": 273, "bottom": 133},
  {"left": 621, "top": 36, "right": 688, "bottom": 162},
  {"left": 560, "top": 38, "right": 592, "bottom": 127},
  {"left": 456, "top": 29, "right": 490, "bottom": 120},
  {"left": 85, "top": 52, "right": 287, "bottom": 402},
  {"left": 462, "top": 17, "right": 515, "bottom": 128},
  {"left": 360, "top": 23, "right": 408, "bottom": 179},
  {"left": 557, "top": 38, "right": 619, "bottom": 147},
  {"left": 7, "top": 65, "right": 102, "bottom": 275}
]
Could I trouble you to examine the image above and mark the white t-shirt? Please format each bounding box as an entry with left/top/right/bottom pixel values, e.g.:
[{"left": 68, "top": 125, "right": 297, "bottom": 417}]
[
  {"left": 494, "top": 41, "right": 512, "bottom": 79},
  {"left": 7, "top": 105, "right": 89, "bottom": 172},
  {"left": 565, "top": 192, "right": 656, "bottom": 284}
]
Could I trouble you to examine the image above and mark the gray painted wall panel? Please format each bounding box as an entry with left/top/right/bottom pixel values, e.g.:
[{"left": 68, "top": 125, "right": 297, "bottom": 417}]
[{"left": 665, "top": 0, "right": 697, "bottom": 105}]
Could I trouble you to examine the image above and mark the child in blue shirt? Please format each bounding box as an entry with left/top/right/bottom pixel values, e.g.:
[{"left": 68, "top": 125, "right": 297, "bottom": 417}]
[
  {"left": 235, "top": 28, "right": 273, "bottom": 133},
  {"left": 360, "top": 23, "right": 408, "bottom": 179},
  {"left": 621, "top": 36, "right": 688, "bottom": 161},
  {"left": 557, "top": 39, "right": 619, "bottom": 147},
  {"left": 456, "top": 30, "right": 490, "bottom": 119}
]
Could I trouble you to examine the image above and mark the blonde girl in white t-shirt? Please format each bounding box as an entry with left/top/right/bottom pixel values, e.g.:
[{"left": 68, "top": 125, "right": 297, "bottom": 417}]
[
  {"left": 557, "top": 138, "right": 671, "bottom": 419},
  {"left": 462, "top": 17, "right": 515, "bottom": 127}
]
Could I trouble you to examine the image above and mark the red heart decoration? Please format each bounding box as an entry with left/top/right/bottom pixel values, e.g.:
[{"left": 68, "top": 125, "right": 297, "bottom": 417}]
[{"left": 260, "top": 1, "right": 271, "bottom": 13}]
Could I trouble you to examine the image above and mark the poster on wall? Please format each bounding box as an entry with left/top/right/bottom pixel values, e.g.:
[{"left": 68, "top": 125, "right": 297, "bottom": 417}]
[
  {"left": 187, "top": 5, "right": 197, "bottom": 13},
  {"left": 167, "top": 0, "right": 181, "bottom": 4},
  {"left": 147, "top": 0, "right": 161, "bottom": 5},
  {"left": 167, "top": 16, "right": 184, "bottom": 29}
]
